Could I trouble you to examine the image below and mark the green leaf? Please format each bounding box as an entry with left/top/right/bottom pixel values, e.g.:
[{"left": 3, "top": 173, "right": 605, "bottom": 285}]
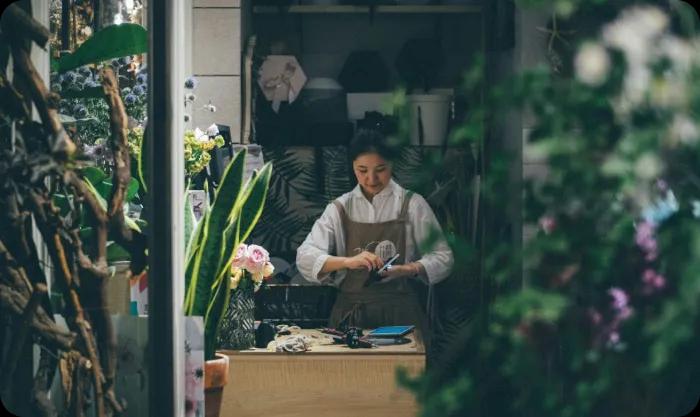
[
  {"left": 217, "top": 163, "right": 273, "bottom": 277},
  {"left": 56, "top": 23, "right": 148, "bottom": 73},
  {"left": 107, "top": 241, "right": 131, "bottom": 262},
  {"left": 185, "top": 150, "right": 247, "bottom": 316},
  {"left": 95, "top": 177, "right": 140, "bottom": 203},
  {"left": 203, "top": 275, "right": 232, "bottom": 360},
  {"left": 138, "top": 125, "right": 150, "bottom": 194},
  {"left": 59, "top": 114, "right": 78, "bottom": 124},
  {"left": 80, "top": 166, "right": 108, "bottom": 186}
]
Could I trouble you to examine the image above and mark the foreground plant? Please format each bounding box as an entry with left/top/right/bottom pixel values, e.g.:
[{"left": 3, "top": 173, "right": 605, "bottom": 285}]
[
  {"left": 405, "top": 2, "right": 700, "bottom": 417},
  {"left": 0, "top": 5, "right": 147, "bottom": 416}
]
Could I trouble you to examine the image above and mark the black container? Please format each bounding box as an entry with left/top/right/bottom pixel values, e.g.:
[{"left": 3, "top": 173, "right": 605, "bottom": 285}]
[{"left": 254, "top": 284, "right": 338, "bottom": 328}]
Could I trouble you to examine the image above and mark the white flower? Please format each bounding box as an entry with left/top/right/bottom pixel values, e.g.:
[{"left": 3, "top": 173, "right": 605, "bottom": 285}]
[
  {"left": 193, "top": 127, "right": 208, "bottom": 142},
  {"left": 602, "top": 6, "right": 668, "bottom": 65},
  {"left": 659, "top": 35, "right": 694, "bottom": 73},
  {"left": 206, "top": 123, "right": 219, "bottom": 136},
  {"left": 575, "top": 42, "right": 610, "bottom": 86},
  {"left": 634, "top": 153, "right": 663, "bottom": 180},
  {"left": 185, "top": 93, "right": 196, "bottom": 102},
  {"left": 692, "top": 200, "right": 700, "bottom": 218},
  {"left": 668, "top": 114, "right": 699, "bottom": 146},
  {"left": 205, "top": 104, "right": 217, "bottom": 113}
]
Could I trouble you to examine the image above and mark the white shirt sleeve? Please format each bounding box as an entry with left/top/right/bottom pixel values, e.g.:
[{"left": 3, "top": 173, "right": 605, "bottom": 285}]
[
  {"left": 296, "top": 203, "right": 342, "bottom": 285},
  {"left": 408, "top": 194, "right": 454, "bottom": 285}
]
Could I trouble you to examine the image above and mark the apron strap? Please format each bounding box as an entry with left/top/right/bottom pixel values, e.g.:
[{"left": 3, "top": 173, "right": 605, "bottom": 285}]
[
  {"left": 400, "top": 190, "right": 414, "bottom": 219},
  {"left": 332, "top": 200, "right": 348, "bottom": 228}
]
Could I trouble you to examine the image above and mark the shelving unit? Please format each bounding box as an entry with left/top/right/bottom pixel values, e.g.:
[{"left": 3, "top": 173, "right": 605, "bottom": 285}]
[{"left": 253, "top": 4, "right": 482, "bottom": 14}]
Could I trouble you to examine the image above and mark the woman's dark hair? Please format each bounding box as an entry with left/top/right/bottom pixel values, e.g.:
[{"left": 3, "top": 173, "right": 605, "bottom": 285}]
[{"left": 348, "top": 128, "right": 395, "bottom": 162}]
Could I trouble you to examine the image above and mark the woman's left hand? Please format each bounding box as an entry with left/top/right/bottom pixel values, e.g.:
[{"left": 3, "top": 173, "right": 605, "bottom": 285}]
[{"left": 378, "top": 263, "right": 422, "bottom": 281}]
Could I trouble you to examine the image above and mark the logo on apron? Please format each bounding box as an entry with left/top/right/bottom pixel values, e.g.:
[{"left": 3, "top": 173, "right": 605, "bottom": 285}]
[
  {"left": 375, "top": 240, "right": 397, "bottom": 261},
  {"left": 352, "top": 240, "right": 398, "bottom": 262}
]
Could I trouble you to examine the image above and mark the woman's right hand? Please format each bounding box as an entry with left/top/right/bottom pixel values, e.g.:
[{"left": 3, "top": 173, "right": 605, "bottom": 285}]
[{"left": 343, "top": 251, "right": 383, "bottom": 271}]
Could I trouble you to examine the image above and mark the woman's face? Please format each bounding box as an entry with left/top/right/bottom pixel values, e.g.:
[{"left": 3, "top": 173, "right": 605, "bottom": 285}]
[{"left": 353, "top": 152, "right": 392, "bottom": 197}]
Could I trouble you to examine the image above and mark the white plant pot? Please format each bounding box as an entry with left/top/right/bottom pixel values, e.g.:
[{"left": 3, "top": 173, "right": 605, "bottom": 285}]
[
  {"left": 407, "top": 92, "right": 452, "bottom": 146},
  {"left": 346, "top": 92, "right": 394, "bottom": 120}
]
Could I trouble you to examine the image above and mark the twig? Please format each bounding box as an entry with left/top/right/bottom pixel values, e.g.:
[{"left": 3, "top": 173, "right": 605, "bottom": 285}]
[
  {"left": 8, "top": 37, "right": 76, "bottom": 158},
  {"left": 0, "top": 3, "right": 50, "bottom": 49},
  {"left": 1, "top": 283, "right": 46, "bottom": 392}
]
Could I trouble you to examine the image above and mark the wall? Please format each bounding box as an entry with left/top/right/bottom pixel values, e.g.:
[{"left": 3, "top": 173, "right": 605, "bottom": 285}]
[
  {"left": 251, "top": 11, "right": 483, "bottom": 90},
  {"left": 190, "top": 0, "right": 243, "bottom": 141}
]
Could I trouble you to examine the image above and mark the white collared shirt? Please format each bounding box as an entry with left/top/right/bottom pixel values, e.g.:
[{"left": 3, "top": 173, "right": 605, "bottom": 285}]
[{"left": 296, "top": 179, "right": 454, "bottom": 286}]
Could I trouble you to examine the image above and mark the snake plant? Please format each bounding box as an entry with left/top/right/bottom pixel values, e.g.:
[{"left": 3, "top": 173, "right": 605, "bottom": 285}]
[{"left": 183, "top": 148, "right": 272, "bottom": 360}]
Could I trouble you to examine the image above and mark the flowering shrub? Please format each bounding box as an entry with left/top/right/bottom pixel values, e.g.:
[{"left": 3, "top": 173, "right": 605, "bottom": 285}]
[
  {"left": 52, "top": 56, "right": 146, "bottom": 151},
  {"left": 405, "top": 2, "right": 700, "bottom": 417},
  {"left": 183, "top": 126, "right": 225, "bottom": 177},
  {"left": 230, "top": 244, "right": 275, "bottom": 292}
]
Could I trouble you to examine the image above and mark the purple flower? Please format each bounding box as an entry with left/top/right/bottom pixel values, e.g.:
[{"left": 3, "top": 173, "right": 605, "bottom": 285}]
[
  {"left": 184, "top": 76, "right": 198, "bottom": 89},
  {"left": 635, "top": 221, "right": 658, "bottom": 261},
  {"left": 608, "top": 287, "right": 628, "bottom": 310},
  {"left": 119, "top": 56, "right": 131, "bottom": 66},
  {"left": 124, "top": 94, "right": 138, "bottom": 105},
  {"left": 78, "top": 66, "right": 92, "bottom": 77},
  {"left": 642, "top": 268, "right": 666, "bottom": 294},
  {"left": 656, "top": 178, "right": 668, "bottom": 191},
  {"left": 133, "top": 85, "right": 146, "bottom": 96},
  {"left": 136, "top": 73, "right": 147, "bottom": 84},
  {"left": 539, "top": 215, "right": 557, "bottom": 234},
  {"left": 64, "top": 71, "right": 78, "bottom": 84}
]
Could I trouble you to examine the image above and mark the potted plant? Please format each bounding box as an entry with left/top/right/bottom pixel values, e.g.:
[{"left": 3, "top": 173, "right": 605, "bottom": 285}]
[{"left": 183, "top": 149, "right": 272, "bottom": 417}]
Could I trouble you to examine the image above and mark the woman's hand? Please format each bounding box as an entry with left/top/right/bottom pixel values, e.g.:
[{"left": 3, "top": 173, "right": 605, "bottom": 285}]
[
  {"left": 343, "top": 251, "right": 383, "bottom": 271},
  {"left": 378, "top": 262, "right": 423, "bottom": 281}
]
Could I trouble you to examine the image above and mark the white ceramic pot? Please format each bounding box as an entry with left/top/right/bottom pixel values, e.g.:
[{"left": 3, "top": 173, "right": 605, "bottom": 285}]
[{"left": 407, "top": 91, "right": 453, "bottom": 146}]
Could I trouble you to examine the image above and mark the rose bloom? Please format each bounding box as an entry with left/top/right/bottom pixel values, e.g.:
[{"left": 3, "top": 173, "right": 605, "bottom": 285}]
[
  {"left": 245, "top": 245, "right": 269, "bottom": 275},
  {"left": 231, "top": 244, "right": 248, "bottom": 268}
]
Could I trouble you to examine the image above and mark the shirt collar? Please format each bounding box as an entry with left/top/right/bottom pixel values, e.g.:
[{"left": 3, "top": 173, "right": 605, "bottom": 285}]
[{"left": 351, "top": 179, "right": 401, "bottom": 201}]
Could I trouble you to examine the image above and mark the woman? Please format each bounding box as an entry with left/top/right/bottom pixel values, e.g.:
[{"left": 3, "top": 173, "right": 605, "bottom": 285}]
[{"left": 296, "top": 129, "right": 454, "bottom": 336}]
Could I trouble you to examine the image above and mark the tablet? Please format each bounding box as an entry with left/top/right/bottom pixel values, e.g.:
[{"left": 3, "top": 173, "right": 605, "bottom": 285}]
[{"left": 367, "top": 325, "right": 415, "bottom": 338}]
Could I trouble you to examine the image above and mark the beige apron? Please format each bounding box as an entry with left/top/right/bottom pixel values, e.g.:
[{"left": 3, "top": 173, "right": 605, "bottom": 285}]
[{"left": 328, "top": 191, "right": 429, "bottom": 341}]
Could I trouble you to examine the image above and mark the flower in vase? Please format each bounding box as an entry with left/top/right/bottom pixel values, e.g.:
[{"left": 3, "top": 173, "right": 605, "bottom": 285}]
[
  {"left": 230, "top": 244, "right": 275, "bottom": 291},
  {"left": 245, "top": 245, "right": 270, "bottom": 275},
  {"left": 230, "top": 267, "right": 244, "bottom": 290}
]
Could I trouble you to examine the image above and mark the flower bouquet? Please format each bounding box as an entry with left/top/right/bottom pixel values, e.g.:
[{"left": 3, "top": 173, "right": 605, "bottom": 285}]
[{"left": 218, "top": 244, "right": 275, "bottom": 350}]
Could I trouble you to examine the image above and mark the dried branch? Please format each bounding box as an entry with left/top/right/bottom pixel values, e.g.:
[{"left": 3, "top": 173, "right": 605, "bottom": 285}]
[
  {"left": 0, "top": 3, "right": 50, "bottom": 49},
  {"left": 31, "top": 346, "right": 59, "bottom": 417},
  {"left": 8, "top": 36, "right": 76, "bottom": 158},
  {"left": 1, "top": 283, "right": 47, "bottom": 392}
]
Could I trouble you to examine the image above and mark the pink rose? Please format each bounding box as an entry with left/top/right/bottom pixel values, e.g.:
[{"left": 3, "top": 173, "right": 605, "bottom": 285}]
[
  {"left": 231, "top": 244, "right": 248, "bottom": 268},
  {"left": 245, "top": 244, "right": 269, "bottom": 274}
]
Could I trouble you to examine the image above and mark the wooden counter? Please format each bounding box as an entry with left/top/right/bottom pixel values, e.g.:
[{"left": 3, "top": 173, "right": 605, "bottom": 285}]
[{"left": 219, "top": 330, "right": 425, "bottom": 417}]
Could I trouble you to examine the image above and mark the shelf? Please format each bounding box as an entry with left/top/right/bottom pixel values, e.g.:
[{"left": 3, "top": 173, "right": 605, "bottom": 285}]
[{"left": 253, "top": 4, "right": 482, "bottom": 14}]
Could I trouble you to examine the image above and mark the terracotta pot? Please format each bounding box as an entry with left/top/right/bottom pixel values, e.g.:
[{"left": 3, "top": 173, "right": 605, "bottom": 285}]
[{"left": 204, "top": 353, "right": 230, "bottom": 417}]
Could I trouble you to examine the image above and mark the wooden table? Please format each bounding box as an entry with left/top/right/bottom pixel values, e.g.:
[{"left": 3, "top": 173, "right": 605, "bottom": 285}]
[{"left": 220, "top": 329, "right": 425, "bottom": 417}]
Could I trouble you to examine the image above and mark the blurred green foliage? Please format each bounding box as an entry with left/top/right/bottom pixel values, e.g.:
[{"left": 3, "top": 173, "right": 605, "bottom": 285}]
[{"left": 403, "top": 1, "right": 700, "bottom": 416}]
